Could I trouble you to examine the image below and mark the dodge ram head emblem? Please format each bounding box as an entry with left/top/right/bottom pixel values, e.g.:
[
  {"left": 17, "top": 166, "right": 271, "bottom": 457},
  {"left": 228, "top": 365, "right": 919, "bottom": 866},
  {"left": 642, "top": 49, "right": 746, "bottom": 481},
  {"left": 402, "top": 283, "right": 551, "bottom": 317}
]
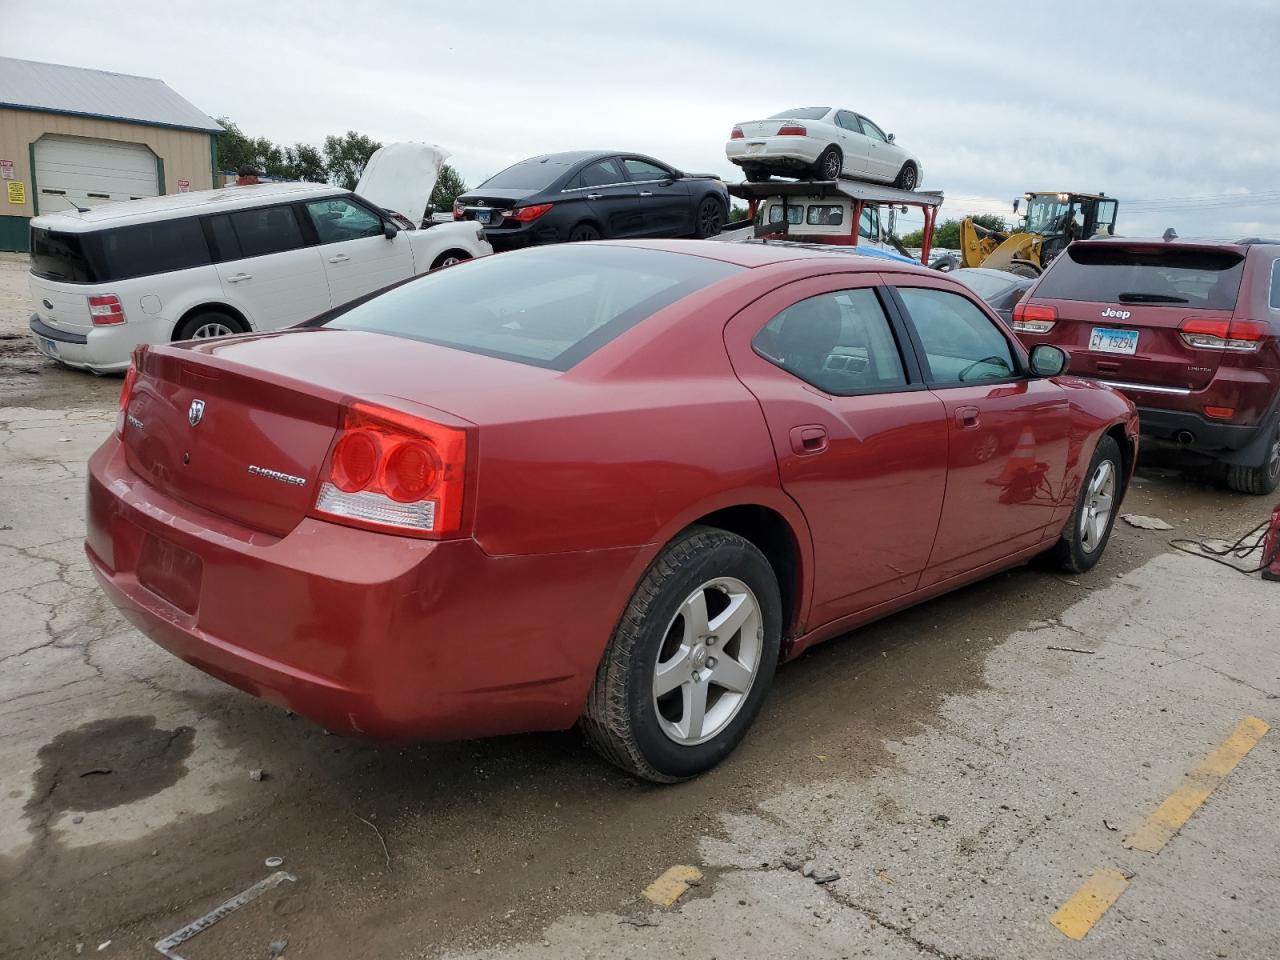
[{"left": 188, "top": 399, "right": 205, "bottom": 426}]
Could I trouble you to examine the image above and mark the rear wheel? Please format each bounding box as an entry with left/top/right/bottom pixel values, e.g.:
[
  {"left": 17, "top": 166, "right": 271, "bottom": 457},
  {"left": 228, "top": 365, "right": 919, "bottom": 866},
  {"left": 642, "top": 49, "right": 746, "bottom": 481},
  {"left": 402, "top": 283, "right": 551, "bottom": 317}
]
[
  {"left": 895, "top": 162, "right": 918, "bottom": 191},
  {"left": 174, "top": 310, "right": 245, "bottom": 341},
  {"left": 1225, "top": 418, "right": 1280, "bottom": 495},
  {"left": 694, "top": 197, "right": 725, "bottom": 238},
  {"left": 568, "top": 223, "right": 601, "bottom": 242},
  {"left": 581, "top": 526, "right": 782, "bottom": 782},
  {"left": 814, "top": 146, "right": 842, "bottom": 181},
  {"left": 1050, "top": 435, "right": 1122, "bottom": 573}
]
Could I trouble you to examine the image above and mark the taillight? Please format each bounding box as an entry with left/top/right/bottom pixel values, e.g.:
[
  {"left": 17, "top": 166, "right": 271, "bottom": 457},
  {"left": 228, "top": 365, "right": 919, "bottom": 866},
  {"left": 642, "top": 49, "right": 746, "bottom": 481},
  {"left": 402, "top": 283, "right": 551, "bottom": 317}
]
[
  {"left": 504, "top": 203, "right": 552, "bottom": 223},
  {"left": 1178, "top": 317, "right": 1267, "bottom": 351},
  {"left": 730, "top": 126, "right": 745, "bottom": 140},
  {"left": 1011, "top": 302, "right": 1057, "bottom": 334},
  {"left": 776, "top": 125, "right": 807, "bottom": 137},
  {"left": 89, "top": 294, "right": 125, "bottom": 326},
  {"left": 452, "top": 201, "right": 464, "bottom": 220},
  {"left": 314, "top": 401, "right": 467, "bottom": 538},
  {"left": 115, "top": 350, "right": 142, "bottom": 436}
]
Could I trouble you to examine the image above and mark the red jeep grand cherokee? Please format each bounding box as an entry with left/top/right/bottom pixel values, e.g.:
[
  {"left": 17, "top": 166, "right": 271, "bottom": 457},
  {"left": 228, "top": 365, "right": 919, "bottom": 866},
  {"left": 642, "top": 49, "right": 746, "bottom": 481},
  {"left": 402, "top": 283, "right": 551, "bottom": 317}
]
[{"left": 1012, "top": 238, "right": 1280, "bottom": 494}]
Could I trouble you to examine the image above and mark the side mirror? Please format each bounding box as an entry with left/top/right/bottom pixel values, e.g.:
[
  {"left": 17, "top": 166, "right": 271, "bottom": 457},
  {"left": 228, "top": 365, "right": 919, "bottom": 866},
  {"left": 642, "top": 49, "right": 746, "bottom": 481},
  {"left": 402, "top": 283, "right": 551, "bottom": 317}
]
[
  {"left": 1029, "top": 343, "right": 1068, "bottom": 377},
  {"left": 383, "top": 222, "right": 399, "bottom": 240}
]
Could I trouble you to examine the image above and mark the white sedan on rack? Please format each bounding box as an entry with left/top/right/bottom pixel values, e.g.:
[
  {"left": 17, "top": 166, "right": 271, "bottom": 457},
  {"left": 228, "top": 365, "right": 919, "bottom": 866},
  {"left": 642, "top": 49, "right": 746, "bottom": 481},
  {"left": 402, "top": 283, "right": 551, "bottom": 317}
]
[{"left": 726, "top": 107, "right": 921, "bottom": 190}]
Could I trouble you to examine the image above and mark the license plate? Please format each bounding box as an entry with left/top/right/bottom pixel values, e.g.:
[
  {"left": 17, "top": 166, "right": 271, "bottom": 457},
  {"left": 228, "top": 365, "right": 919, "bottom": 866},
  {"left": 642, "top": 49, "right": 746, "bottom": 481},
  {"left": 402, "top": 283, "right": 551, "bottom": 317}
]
[
  {"left": 40, "top": 337, "right": 59, "bottom": 358},
  {"left": 472, "top": 209, "right": 491, "bottom": 224},
  {"left": 1088, "top": 327, "right": 1138, "bottom": 355},
  {"left": 137, "top": 533, "right": 203, "bottom": 614},
  {"left": 747, "top": 143, "right": 766, "bottom": 154}
]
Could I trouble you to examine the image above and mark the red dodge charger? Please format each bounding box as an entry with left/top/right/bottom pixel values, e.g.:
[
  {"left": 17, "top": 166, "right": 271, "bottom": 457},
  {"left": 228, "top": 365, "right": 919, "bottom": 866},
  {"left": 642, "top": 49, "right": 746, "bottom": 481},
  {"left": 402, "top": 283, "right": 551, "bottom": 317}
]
[{"left": 87, "top": 241, "right": 1137, "bottom": 781}]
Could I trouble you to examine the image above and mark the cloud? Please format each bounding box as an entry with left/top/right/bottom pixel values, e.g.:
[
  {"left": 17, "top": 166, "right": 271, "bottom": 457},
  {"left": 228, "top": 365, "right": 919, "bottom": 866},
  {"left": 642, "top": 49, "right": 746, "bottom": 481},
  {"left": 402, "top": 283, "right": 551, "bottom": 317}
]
[{"left": 6, "top": 0, "right": 1277, "bottom": 237}]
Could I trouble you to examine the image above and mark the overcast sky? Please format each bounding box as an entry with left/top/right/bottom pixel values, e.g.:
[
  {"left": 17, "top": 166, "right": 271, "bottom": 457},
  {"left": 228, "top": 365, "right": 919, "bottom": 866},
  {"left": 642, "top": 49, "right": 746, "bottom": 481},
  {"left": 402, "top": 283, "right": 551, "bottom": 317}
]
[{"left": 6, "top": 0, "right": 1278, "bottom": 238}]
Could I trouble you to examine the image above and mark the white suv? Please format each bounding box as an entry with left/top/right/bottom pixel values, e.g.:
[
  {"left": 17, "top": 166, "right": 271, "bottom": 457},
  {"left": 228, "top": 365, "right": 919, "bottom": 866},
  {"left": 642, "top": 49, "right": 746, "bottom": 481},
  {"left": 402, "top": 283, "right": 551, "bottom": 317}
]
[{"left": 27, "top": 157, "right": 491, "bottom": 374}]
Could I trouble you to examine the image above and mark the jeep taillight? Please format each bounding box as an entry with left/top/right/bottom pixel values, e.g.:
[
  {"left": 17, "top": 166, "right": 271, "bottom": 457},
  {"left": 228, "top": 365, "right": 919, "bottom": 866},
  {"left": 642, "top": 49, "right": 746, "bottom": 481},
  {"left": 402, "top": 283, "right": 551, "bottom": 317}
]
[
  {"left": 1178, "top": 318, "right": 1267, "bottom": 351},
  {"left": 776, "top": 125, "right": 807, "bottom": 137},
  {"left": 89, "top": 294, "right": 125, "bottom": 326},
  {"left": 1011, "top": 302, "right": 1057, "bottom": 334},
  {"left": 314, "top": 401, "right": 468, "bottom": 538}
]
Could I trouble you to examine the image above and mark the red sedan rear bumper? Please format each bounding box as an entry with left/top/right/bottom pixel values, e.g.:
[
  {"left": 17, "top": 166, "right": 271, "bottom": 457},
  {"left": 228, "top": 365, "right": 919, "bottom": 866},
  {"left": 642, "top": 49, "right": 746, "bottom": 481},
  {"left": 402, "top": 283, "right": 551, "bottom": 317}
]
[{"left": 86, "top": 437, "right": 643, "bottom": 741}]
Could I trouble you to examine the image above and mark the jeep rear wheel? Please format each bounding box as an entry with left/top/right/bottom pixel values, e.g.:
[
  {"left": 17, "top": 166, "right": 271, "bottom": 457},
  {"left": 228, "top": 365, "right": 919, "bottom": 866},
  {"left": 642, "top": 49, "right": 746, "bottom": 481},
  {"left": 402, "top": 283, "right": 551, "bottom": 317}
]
[{"left": 1225, "top": 419, "right": 1280, "bottom": 495}]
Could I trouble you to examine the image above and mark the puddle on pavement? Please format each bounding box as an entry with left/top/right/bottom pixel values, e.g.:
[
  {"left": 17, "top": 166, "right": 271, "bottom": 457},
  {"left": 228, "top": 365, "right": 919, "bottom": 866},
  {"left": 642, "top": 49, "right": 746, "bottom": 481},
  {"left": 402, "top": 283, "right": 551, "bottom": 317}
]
[{"left": 26, "top": 715, "right": 195, "bottom": 816}]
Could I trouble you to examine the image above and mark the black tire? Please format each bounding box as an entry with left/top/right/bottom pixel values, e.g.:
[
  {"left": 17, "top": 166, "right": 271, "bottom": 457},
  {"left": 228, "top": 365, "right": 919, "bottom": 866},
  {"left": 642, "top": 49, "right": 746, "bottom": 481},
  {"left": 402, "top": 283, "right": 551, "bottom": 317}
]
[
  {"left": 568, "top": 223, "right": 601, "bottom": 242},
  {"left": 1008, "top": 261, "right": 1041, "bottom": 278},
  {"left": 814, "top": 146, "right": 842, "bottom": 181},
  {"left": 693, "top": 196, "right": 725, "bottom": 238},
  {"left": 930, "top": 254, "right": 958, "bottom": 272},
  {"left": 431, "top": 250, "right": 471, "bottom": 270},
  {"left": 1225, "top": 418, "right": 1280, "bottom": 495},
  {"left": 174, "top": 309, "right": 246, "bottom": 342},
  {"left": 744, "top": 167, "right": 771, "bottom": 183},
  {"left": 894, "top": 162, "right": 919, "bottom": 191},
  {"left": 1050, "top": 435, "right": 1123, "bottom": 573},
  {"left": 581, "top": 526, "right": 782, "bottom": 782}
]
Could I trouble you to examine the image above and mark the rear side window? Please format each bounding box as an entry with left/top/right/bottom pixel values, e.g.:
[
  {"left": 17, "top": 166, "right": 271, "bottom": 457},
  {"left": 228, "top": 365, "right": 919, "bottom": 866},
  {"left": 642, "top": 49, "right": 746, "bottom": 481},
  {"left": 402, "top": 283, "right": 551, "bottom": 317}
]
[
  {"left": 326, "top": 245, "right": 741, "bottom": 370},
  {"left": 97, "top": 218, "right": 210, "bottom": 280},
  {"left": 227, "top": 206, "right": 306, "bottom": 258},
  {"left": 575, "top": 159, "right": 624, "bottom": 189},
  {"left": 898, "top": 287, "right": 1016, "bottom": 383},
  {"left": 1035, "top": 244, "right": 1245, "bottom": 310},
  {"left": 753, "top": 289, "right": 907, "bottom": 395},
  {"left": 30, "top": 228, "right": 103, "bottom": 283}
]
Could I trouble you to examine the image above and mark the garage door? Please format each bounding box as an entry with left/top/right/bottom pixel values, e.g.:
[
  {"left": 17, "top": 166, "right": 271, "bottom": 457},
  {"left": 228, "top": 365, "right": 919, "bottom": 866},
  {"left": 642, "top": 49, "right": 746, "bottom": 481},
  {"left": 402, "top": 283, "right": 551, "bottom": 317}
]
[{"left": 33, "top": 136, "right": 160, "bottom": 215}]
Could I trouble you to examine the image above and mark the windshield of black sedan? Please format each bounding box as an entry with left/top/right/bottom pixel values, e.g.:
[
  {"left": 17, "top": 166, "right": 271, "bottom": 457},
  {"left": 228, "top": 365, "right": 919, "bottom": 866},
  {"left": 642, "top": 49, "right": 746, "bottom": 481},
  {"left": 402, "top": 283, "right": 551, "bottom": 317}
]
[{"left": 326, "top": 245, "right": 743, "bottom": 369}]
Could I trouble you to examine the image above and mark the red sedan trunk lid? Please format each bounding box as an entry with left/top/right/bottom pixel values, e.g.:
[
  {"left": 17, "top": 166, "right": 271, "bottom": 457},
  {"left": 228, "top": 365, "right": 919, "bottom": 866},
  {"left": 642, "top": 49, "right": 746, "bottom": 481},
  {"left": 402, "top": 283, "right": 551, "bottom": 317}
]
[{"left": 124, "top": 329, "right": 545, "bottom": 537}]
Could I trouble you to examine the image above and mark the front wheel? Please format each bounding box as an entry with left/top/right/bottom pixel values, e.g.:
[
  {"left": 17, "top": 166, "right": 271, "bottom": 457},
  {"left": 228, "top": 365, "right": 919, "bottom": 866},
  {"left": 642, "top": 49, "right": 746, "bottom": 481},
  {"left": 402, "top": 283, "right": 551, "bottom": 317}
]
[
  {"left": 693, "top": 197, "right": 725, "bottom": 238},
  {"left": 581, "top": 526, "right": 782, "bottom": 782},
  {"left": 1225, "top": 418, "right": 1280, "bottom": 495},
  {"left": 894, "top": 162, "right": 918, "bottom": 191},
  {"left": 1050, "top": 435, "right": 1122, "bottom": 573},
  {"left": 431, "top": 250, "right": 471, "bottom": 270}
]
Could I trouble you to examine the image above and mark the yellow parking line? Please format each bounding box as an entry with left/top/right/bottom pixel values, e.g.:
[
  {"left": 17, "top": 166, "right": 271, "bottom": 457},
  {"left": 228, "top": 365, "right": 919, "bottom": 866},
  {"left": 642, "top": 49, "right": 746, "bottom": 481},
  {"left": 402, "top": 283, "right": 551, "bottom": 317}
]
[
  {"left": 1051, "top": 868, "right": 1130, "bottom": 941},
  {"left": 642, "top": 865, "right": 702, "bottom": 907},
  {"left": 1125, "top": 715, "right": 1269, "bottom": 854}
]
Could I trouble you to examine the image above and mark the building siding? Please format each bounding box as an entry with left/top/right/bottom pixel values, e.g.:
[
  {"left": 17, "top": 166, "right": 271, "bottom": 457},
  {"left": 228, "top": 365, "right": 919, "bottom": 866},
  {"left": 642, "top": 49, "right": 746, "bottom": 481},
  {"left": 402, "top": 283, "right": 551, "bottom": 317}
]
[{"left": 0, "top": 107, "right": 216, "bottom": 249}]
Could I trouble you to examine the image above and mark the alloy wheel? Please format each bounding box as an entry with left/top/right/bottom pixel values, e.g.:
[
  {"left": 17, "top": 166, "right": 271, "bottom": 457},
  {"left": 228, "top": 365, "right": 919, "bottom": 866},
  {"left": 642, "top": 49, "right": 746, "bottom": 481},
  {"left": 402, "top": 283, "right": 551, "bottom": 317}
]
[
  {"left": 1079, "top": 459, "right": 1116, "bottom": 554},
  {"left": 821, "top": 152, "right": 841, "bottom": 180},
  {"left": 652, "top": 577, "right": 762, "bottom": 746},
  {"left": 191, "top": 321, "right": 235, "bottom": 339},
  {"left": 901, "top": 165, "right": 917, "bottom": 190},
  {"left": 698, "top": 200, "right": 723, "bottom": 237}
]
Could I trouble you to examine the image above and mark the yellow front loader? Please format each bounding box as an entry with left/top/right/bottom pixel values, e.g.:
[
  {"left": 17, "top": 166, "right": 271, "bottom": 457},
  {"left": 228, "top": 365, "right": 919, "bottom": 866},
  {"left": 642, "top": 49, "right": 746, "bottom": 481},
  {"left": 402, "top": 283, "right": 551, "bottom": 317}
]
[{"left": 959, "top": 192, "right": 1119, "bottom": 276}]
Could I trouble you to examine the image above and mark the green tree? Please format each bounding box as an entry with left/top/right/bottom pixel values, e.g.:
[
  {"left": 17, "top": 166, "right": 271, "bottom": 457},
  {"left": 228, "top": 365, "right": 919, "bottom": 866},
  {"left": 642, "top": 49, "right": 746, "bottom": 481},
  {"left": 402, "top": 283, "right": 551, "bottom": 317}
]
[
  {"left": 324, "top": 131, "right": 382, "bottom": 190},
  {"left": 281, "top": 143, "right": 327, "bottom": 183},
  {"left": 900, "top": 213, "right": 1008, "bottom": 249},
  {"left": 429, "top": 164, "right": 468, "bottom": 212}
]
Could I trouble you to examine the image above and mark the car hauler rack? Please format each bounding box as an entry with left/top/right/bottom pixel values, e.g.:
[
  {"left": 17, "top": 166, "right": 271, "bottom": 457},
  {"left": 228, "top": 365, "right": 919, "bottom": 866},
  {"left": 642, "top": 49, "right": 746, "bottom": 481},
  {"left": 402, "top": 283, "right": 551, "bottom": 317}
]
[{"left": 726, "top": 179, "right": 944, "bottom": 266}]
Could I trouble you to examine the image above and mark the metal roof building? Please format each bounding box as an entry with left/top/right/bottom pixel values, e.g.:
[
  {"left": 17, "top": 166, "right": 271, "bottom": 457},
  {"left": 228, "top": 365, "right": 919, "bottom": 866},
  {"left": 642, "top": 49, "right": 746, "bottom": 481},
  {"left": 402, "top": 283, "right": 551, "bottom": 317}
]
[{"left": 0, "top": 57, "right": 223, "bottom": 251}]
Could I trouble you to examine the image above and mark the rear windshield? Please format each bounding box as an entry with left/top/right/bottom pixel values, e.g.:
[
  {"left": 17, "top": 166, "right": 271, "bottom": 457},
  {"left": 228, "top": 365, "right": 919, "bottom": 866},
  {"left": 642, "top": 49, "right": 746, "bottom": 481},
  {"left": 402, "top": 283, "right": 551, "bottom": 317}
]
[
  {"left": 325, "top": 245, "right": 742, "bottom": 370},
  {"left": 479, "top": 158, "right": 574, "bottom": 191},
  {"left": 769, "top": 107, "right": 830, "bottom": 120},
  {"left": 1035, "top": 244, "right": 1245, "bottom": 309},
  {"left": 31, "top": 218, "right": 211, "bottom": 283}
]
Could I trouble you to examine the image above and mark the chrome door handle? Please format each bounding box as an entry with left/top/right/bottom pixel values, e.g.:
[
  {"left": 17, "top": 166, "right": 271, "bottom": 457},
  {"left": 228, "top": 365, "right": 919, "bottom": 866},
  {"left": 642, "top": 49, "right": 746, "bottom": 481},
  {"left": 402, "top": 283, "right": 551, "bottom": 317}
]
[
  {"left": 586, "top": 193, "right": 603, "bottom": 200},
  {"left": 639, "top": 191, "right": 653, "bottom": 197},
  {"left": 327, "top": 254, "right": 350, "bottom": 263},
  {"left": 226, "top": 273, "right": 252, "bottom": 283}
]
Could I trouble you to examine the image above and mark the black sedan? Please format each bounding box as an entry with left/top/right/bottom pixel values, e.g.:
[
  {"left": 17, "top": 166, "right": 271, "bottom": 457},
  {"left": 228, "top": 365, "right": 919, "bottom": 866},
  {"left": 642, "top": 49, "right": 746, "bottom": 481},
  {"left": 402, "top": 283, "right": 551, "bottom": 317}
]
[
  {"left": 950, "top": 267, "right": 1034, "bottom": 323},
  {"left": 453, "top": 151, "right": 729, "bottom": 250}
]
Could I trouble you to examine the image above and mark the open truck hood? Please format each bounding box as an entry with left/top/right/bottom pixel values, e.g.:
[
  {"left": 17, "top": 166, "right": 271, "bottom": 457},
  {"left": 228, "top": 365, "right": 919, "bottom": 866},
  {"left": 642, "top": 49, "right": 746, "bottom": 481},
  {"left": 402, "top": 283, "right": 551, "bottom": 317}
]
[{"left": 356, "top": 142, "right": 448, "bottom": 225}]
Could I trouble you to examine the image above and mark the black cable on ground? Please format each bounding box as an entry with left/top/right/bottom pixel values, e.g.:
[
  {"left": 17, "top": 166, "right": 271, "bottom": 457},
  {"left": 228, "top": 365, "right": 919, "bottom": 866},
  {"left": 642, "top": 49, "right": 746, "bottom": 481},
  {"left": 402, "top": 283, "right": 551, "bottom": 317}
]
[{"left": 1169, "top": 519, "right": 1271, "bottom": 576}]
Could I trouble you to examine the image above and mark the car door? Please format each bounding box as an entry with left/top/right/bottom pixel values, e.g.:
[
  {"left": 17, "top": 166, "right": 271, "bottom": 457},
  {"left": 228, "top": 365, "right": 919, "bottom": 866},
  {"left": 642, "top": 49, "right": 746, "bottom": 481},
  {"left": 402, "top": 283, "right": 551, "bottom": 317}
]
[
  {"left": 619, "top": 156, "right": 692, "bottom": 236},
  {"left": 889, "top": 281, "right": 1071, "bottom": 584},
  {"left": 724, "top": 273, "right": 949, "bottom": 626},
  {"left": 303, "top": 196, "right": 415, "bottom": 307},
  {"left": 206, "top": 204, "right": 330, "bottom": 329},
  {"left": 571, "top": 158, "right": 641, "bottom": 238},
  {"left": 833, "top": 111, "right": 871, "bottom": 176},
  {"left": 857, "top": 116, "right": 899, "bottom": 182}
]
